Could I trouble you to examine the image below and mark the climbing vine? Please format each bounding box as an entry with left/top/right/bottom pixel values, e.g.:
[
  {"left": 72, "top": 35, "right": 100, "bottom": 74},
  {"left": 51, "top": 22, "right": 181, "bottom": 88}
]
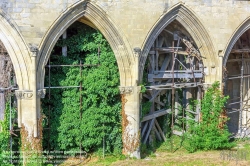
[{"left": 42, "top": 22, "right": 122, "bottom": 154}]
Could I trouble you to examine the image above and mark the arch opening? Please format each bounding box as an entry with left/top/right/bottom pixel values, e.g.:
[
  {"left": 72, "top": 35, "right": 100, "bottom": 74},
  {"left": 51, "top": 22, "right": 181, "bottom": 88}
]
[
  {"left": 139, "top": 3, "right": 216, "bottom": 83},
  {"left": 0, "top": 40, "right": 16, "bottom": 120},
  {"left": 141, "top": 20, "right": 204, "bottom": 144},
  {"left": 224, "top": 29, "right": 250, "bottom": 137},
  {"left": 41, "top": 20, "right": 122, "bottom": 157}
]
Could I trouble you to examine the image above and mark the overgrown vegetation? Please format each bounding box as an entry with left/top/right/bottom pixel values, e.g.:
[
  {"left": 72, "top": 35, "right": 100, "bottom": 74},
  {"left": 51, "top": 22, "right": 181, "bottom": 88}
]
[
  {"left": 141, "top": 81, "right": 235, "bottom": 156},
  {"left": 0, "top": 101, "right": 18, "bottom": 166},
  {"left": 42, "top": 22, "right": 122, "bottom": 155},
  {"left": 0, "top": 102, "right": 11, "bottom": 165},
  {"left": 184, "top": 82, "right": 235, "bottom": 152}
]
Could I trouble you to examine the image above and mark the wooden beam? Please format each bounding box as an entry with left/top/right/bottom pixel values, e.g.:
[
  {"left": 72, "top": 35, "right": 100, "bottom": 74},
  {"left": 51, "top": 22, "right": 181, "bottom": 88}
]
[
  {"left": 148, "top": 72, "right": 202, "bottom": 81},
  {"left": 155, "top": 119, "right": 166, "bottom": 141},
  {"left": 227, "top": 59, "right": 250, "bottom": 62},
  {"left": 160, "top": 56, "right": 171, "bottom": 71},
  {"left": 141, "top": 121, "right": 149, "bottom": 138},
  {"left": 146, "top": 82, "right": 203, "bottom": 89},
  {"left": 141, "top": 109, "right": 171, "bottom": 122},
  {"left": 231, "top": 49, "right": 250, "bottom": 53},
  {"left": 143, "top": 118, "right": 155, "bottom": 144},
  {"left": 154, "top": 125, "right": 162, "bottom": 141},
  {"left": 149, "top": 90, "right": 162, "bottom": 102}
]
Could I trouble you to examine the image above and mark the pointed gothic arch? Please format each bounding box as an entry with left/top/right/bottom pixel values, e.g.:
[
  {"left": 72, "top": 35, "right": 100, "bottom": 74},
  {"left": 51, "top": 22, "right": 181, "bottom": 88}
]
[
  {"left": 139, "top": 3, "right": 216, "bottom": 82},
  {"left": 223, "top": 16, "right": 250, "bottom": 66},
  {"left": 0, "top": 10, "right": 31, "bottom": 89},
  {"left": 37, "top": 1, "right": 133, "bottom": 88}
]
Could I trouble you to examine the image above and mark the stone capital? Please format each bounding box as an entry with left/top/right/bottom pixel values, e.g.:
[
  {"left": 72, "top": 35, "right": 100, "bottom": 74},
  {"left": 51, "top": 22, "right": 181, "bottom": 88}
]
[
  {"left": 15, "top": 90, "right": 33, "bottom": 100},
  {"left": 119, "top": 86, "right": 133, "bottom": 94},
  {"left": 29, "top": 44, "right": 38, "bottom": 57},
  {"left": 37, "top": 89, "right": 46, "bottom": 98}
]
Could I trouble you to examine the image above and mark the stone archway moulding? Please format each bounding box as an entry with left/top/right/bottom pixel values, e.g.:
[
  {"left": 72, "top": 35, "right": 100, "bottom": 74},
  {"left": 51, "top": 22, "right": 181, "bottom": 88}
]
[
  {"left": 223, "top": 16, "right": 250, "bottom": 66},
  {"left": 38, "top": 1, "right": 133, "bottom": 88},
  {"left": 140, "top": 3, "right": 216, "bottom": 82},
  {"left": 0, "top": 10, "right": 31, "bottom": 90}
]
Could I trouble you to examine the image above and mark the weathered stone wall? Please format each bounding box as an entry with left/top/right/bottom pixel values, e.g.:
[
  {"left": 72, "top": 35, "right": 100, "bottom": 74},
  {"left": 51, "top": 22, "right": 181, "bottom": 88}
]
[
  {"left": 1, "top": 0, "right": 250, "bottom": 160},
  {"left": 1, "top": 0, "right": 250, "bottom": 83}
]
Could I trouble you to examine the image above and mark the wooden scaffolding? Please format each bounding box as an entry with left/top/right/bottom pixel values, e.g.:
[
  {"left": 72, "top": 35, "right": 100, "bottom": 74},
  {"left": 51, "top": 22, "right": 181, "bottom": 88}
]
[{"left": 141, "top": 23, "right": 204, "bottom": 144}]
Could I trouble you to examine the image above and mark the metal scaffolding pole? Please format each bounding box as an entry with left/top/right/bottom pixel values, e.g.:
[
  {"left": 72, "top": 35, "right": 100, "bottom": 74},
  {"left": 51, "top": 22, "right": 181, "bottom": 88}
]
[{"left": 239, "top": 54, "right": 244, "bottom": 136}]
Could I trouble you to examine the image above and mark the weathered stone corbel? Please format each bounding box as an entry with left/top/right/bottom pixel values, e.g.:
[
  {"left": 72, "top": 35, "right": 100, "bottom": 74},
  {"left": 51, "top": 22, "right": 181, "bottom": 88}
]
[
  {"left": 15, "top": 90, "right": 33, "bottom": 100},
  {"left": 119, "top": 86, "right": 133, "bottom": 94},
  {"left": 133, "top": 47, "right": 141, "bottom": 57},
  {"left": 37, "top": 89, "right": 46, "bottom": 98}
]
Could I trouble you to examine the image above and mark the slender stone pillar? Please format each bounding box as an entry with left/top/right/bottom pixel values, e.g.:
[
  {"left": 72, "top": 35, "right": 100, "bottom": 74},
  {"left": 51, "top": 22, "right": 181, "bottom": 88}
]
[
  {"left": 15, "top": 46, "right": 45, "bottom": 166},
  {"left": 119, "top": 47, "right": 141, "bottom": 158},
  {"left": 119, "top": 85, "right": 141, "bottom": 159}
]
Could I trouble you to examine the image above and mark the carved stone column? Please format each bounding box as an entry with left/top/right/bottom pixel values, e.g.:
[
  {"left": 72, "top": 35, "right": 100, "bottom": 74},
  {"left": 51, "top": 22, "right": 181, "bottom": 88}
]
[
  {"left": 119, "top": 85, "right": 141, "bottom": 159},
  {"left": 16, "top": 45, "right": 45, "bottom": 165}
]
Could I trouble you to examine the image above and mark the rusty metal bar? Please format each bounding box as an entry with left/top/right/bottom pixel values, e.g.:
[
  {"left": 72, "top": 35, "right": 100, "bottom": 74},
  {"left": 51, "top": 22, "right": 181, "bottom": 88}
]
[
  {"left": 44, "top": 86, "right": 80, "bottom": 89},
  {"left": 227, "top": 74, "right": 250, "bottom": 80},
  {"left": 239, "top": 54, "right": 244, "bottom": 135},
  {"left": 48, "top": 58, "right": 51, "bottom": 151},
  {"left": 80, "top": 60, "right": 82, "bottom": 158},
  {"left": 171, "top": 40, "right": 175, "bottom": 153},
  {"left": 228, "top": 99, "right": 250, "bottom": 105},
  {"left": 46, "top": 64, "right": 99, "bottom": 67}
]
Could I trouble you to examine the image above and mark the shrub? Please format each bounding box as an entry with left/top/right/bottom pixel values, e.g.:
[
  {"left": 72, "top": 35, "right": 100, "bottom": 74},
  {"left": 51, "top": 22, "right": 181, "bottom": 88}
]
[{"left": 184, "top": 82, "right": 235, "bottom": 152}]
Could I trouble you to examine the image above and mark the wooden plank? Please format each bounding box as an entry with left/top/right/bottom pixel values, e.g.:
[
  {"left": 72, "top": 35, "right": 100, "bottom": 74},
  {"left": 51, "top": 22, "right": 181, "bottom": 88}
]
[
  {"left": 155, "top": 119, "right": 166, "bottom": 141},
  {"left": 155, "top": 126, "right": 162, "bottom": 141},
  {"left": 231, "top": 49, "right": 250, "bottom": 53},
  {"left": 152, "top": 119, "right": 162, "bottom": 141},
  {"left": 148, "top": 72, "right": 202, "bottom": 81},
  {"left": 146, "top": 82, "right": 203, "bottom": 89},
  {"left": 157, "top": 49, "right": 189, "bottom": 56},
  {"left": 141, "top": 109, "right": 171, "bottom": 122},
  {"left": 143, "top": 118, "right": 155, "bottom": 144},
  {"left": 157, "top": 70, "right": 202, "bottom": 73}
]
